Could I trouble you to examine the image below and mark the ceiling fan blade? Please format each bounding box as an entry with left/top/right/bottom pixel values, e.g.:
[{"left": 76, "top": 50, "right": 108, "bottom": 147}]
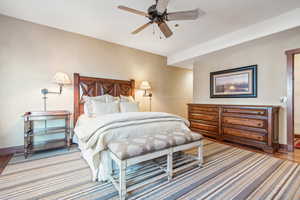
[
  {"left": 158, "top": 22, "right": 173, "bottom": 38},
  {"left": 167, "top": 9, "right": 204, "bottom": 21},
  {"left": 132, "top": 22, "right": 152, "bottom": 34},
  {"left": 156, "top": 0, "right": 170, "bottom": 14},
  {"left": 118, "top": 5, "right": 148, "bottom": 17}
]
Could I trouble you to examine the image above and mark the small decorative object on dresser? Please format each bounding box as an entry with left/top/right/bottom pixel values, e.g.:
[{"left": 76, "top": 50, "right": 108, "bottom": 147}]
[
  {"left": 23, "top": 110, "right": 71, "bottom": 158},
  {"left": 188, "top": 104, "right": 280, "bottom": 153}
]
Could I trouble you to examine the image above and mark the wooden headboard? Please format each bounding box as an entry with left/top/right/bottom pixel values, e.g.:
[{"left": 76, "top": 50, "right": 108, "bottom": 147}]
[{"left": 73, "top": 73, "right": 135, "bottom": 126}]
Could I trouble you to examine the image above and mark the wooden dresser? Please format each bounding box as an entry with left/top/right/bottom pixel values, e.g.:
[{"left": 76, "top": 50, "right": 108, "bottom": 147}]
[{"left": 188, "top": 104, "right": 280, "bottom": 153}]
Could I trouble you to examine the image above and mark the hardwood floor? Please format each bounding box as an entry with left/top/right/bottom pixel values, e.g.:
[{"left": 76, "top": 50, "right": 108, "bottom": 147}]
[
  {"left": 1, "top": 139, "right": 300, "bottom": 175},
  {"left": 206, "top": 138, "right": 300, "bottom": 164},
  {"left": 275, "top": 148, "right": 300, "bottom": 163},
  {"left": 0, "top": 155, "right": 12, "bottom": 175}
]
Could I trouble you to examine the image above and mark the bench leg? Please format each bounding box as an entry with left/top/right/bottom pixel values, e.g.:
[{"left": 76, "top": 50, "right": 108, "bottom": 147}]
[
  {"left": 119, "top": 161, "right": 127, "bottom": 200},
  {"left": 167, "top": 152, "right": 173, "bottom": 181},
  {"left": 198, "top": 140, "right": 204, "bottom": 167}
]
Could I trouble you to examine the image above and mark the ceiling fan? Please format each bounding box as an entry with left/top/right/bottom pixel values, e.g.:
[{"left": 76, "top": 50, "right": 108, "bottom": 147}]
[{"left": 118, "top": 0, "right": 204, "bottom": 38}]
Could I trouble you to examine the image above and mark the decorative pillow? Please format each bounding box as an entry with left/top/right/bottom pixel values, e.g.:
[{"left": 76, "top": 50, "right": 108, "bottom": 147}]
[
  {"left": 83, "top": 94, "right": 116, "bottom": 116},
  {"left": 120, "top": 102, "right": 140, "bottom": 112},
  {"left": 92, "top": 101, "right": 120, "bottom": 116},
  {"left": 120, "top": 95, "right": 135, "bottom": 102}
]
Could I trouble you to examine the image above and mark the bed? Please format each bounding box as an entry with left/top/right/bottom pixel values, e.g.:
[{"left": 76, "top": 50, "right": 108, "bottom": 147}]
[{"left": 73, "top": 73, "right": 192, "bottom": 182}]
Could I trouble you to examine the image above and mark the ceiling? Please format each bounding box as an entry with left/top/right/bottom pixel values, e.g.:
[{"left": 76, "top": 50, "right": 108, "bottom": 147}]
[{"left": 0, "top": 0, "right": 300, "bottom": 67}]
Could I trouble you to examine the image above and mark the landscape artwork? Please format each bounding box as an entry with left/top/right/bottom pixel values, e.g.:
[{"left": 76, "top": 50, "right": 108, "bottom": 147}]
[{"left": 210, "top": 65, "right": 257, "bottom": 98}]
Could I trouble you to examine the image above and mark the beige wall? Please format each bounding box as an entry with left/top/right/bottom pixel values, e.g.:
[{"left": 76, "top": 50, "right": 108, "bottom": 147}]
[
  {"left": 193, "top": 27, "right": 300, "bottom": 144},
  {"left": 0, "top": 15, "right": 193, "bottom": 148},
  {"left": 295, "top": 54, "right": 300, "bottom": 134}
]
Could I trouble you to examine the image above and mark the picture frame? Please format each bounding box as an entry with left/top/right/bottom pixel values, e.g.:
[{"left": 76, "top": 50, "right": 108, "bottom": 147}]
[{"left": 210, "top": 65, "right": 257, "bottom": 98}]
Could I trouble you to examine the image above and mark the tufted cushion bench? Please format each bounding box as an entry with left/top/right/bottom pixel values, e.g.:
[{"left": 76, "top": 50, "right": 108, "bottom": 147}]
[
  {"left": 108, "top": 131, "right": 202, "bottom": 160},
  {"left": 107, "top": 131, "right": 203, "bottom": 200}
]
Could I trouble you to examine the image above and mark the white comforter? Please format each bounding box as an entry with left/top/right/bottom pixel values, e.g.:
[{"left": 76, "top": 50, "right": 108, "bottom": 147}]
[{"left": 74, "top": 112, "right": 190, "bottom": 181}]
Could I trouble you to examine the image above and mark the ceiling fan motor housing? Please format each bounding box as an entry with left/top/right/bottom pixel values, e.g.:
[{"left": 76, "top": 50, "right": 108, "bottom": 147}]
[{"left": 148, "top": 4, "right": 167, "bottom": 22}]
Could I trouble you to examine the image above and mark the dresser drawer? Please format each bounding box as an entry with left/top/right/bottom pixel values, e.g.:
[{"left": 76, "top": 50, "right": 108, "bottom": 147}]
[
  {"left": 189, "top": 113, "right": 218, "bottom": 122},
  {"left": 223, "top": 127, "right": 266, "bottom": 142},
  {"left": 190, "top": 106, "right": 219, "bottom": 113},
  {"left": 192, "top": 129, "right": 218, "bottom": 138},
  {"left": 190, "top": 121, "right": 218, "bottom": 132},
  {"left": 223, "top": 116, "right": 266, "bottom": 129},
  {"left": 223, "top": 108, "right": 267, "bottom": 116}
]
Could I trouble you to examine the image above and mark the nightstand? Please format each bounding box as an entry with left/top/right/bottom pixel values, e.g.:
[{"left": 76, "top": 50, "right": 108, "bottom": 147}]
[{"left": 23, "top": 110, "right": 72, "bottom": 158}]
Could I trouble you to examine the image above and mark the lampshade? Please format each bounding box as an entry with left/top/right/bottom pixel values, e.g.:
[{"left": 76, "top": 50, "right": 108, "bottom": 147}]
[
  {"left": 53, "top": 72, "right": 71, "bottom": 85},
  {"left": 140, "top": 81, "right": 151, "bottom": 90}
]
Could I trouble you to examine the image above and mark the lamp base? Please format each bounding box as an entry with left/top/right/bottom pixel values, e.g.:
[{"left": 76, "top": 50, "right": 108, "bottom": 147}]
[
  {"left": 149, "top": 95, "right": 152, "bottom": 112},
  {"left": 42, "top": 95, "right": 48, "bottom": 111}
]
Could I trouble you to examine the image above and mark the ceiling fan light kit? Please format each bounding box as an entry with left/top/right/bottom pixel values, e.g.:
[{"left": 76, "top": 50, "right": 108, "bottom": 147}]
[{"left": 118, "top": 0, "right": 203, "bottom": 38}]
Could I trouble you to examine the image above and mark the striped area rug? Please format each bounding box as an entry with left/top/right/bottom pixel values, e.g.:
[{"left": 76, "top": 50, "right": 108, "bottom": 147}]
[{"left": 1, "top": 140, "right": 300, "bottom": 200}]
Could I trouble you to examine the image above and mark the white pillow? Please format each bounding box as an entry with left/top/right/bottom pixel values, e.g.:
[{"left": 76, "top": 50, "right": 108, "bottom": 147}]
[
  {"left": 83, "top": 95, "right": 105, "bottom": 103},
  {"left": 83, "top": 94, "right": 115, "bottom": 116},
  {"left": 83, "top": 94, "right": 115, "bottom": 103},
  {"left": 120, "top": 102, "right": 140, "bottom": 112},
  {"left": 92, "top": 101, "right": 120, "bottom": 116},
  {"left": 114, "top": 96, "right": 120, "bottom": 102},
  {"left": 120, "top": 95, "right": 135, "bottom": 102},
  {"left": 105, "top": 94, "right": 116, "bottom": 103}
]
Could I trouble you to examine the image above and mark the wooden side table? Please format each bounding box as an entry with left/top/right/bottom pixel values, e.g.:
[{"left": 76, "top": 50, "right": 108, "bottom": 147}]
[{"left": 23, "top": 110, "right": 72, "bottom": 158}]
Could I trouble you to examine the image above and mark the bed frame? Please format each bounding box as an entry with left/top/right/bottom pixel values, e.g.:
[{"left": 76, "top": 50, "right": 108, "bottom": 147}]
[{"left": 73, "top": 73, "right": 135, "bottom": 126}]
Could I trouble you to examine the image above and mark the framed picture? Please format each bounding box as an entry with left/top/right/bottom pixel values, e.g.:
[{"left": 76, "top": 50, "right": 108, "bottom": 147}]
[{"left": 210, "top": 65, "right": 257, "bottom": 98}]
